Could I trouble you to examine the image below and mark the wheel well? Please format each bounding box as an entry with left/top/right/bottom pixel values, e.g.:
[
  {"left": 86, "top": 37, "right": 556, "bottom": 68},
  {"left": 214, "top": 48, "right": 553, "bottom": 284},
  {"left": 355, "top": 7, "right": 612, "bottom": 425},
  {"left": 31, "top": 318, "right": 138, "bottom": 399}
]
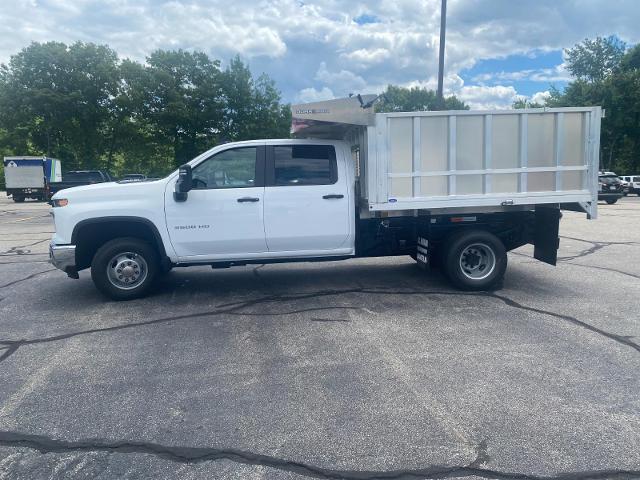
[
  {"left": 73, "top": 219, "right": 167, "bottom": 270},
  {"left": 436, "top": 225, "right": 524, "bottom": 255}
]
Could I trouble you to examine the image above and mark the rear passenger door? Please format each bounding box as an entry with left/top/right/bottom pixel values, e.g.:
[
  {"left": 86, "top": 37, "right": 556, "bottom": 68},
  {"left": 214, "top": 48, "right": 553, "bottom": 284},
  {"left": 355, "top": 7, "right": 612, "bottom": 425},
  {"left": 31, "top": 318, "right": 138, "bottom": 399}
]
[{"left": 263, "top": 144, "right": 351, "bottom": 253}]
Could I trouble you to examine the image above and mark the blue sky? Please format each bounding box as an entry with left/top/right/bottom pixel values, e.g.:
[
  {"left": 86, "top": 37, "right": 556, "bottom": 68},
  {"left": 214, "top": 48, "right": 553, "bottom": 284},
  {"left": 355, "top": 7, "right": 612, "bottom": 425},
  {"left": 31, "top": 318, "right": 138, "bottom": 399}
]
[
  {"left": 0, "top": 0, "right": 638, "bottom": 109},
  {"left": 461, "top": 51, "right": 569, "bottom": 98}
]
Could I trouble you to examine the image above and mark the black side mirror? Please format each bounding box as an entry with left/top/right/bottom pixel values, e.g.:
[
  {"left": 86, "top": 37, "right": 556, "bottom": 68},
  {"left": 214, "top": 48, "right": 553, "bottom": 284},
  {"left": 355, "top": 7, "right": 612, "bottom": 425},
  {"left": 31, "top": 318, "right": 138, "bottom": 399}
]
[{"left": 174, "top": 164, "right": 192, "bottom": 202}]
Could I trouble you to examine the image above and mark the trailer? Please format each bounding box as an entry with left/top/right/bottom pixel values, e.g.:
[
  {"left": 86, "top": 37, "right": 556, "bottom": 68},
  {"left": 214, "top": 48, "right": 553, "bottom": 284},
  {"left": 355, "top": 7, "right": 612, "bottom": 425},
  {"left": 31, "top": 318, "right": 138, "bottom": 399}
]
[{"left": 3, "top": 156, "right": 62, "bottom": 202}]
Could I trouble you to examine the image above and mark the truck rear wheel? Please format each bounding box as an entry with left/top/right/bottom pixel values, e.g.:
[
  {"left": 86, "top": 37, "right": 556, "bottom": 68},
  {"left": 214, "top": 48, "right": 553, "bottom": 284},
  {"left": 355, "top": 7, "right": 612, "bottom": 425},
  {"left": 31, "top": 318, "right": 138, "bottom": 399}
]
[
  {"left": 443, "top": 230, "right": 507, "bottom": 291},
  {"left": 91, "top": 237, "right": 159, "bottom": 300}
]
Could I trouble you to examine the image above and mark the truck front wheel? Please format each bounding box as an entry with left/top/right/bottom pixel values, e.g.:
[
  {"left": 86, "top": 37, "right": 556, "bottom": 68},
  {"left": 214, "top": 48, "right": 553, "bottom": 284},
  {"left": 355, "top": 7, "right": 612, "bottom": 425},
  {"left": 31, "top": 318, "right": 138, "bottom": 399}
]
[
  {"left": 91, "top": 238, "right": 159, "bottom": 300},
  {"left": 13, "top": 196, "right": 25, "bottom": 203},
  {"left": 443, "top": 230, "right": 507, "bottom": 291}
]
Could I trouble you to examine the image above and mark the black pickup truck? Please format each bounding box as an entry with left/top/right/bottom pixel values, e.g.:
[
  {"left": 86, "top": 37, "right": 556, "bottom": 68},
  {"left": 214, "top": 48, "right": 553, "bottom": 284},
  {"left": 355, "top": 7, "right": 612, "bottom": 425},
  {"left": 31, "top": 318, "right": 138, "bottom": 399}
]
[{"left": 48, "top": 170, "right": 113, "bottom": 198}]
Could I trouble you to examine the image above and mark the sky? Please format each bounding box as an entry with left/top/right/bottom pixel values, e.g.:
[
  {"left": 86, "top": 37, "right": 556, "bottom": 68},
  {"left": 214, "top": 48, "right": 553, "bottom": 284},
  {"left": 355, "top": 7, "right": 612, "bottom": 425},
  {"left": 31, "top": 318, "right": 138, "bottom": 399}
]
[{"left": 0, "top": 0, "right": 639, "bottom": 109}]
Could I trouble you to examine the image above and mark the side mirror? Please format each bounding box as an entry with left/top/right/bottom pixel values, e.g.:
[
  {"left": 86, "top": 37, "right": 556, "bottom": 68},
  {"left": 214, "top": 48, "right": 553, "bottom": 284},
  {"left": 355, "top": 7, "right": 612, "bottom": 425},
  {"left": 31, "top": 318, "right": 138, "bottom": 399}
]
[{"left": 174, "top": 164, "right": 192, "bottom": 202}]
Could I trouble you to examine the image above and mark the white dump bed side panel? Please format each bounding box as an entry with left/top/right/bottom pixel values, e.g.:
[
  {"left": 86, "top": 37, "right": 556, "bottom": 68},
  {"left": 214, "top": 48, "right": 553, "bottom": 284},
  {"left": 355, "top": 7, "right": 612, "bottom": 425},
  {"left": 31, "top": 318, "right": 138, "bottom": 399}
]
[{"left": 368, "top": 107, "right": 601, "bottom": 218}]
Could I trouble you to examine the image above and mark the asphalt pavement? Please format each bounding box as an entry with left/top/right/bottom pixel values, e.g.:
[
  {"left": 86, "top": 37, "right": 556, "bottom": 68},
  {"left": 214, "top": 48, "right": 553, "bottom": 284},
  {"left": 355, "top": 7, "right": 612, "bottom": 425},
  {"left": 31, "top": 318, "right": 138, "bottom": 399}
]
[{"left": 0, "top": 194, "right": 639, "bottom": 479}]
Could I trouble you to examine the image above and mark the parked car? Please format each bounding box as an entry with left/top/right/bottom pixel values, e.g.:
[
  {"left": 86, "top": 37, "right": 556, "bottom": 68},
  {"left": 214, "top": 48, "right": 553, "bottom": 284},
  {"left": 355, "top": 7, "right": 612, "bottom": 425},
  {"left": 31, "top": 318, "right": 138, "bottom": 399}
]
[
  {"left": 49, "top": 99, "right": 603, "bottom": 300},
  {"left": 619, "top": 175, "right": 640, "bottom": 195},
  {"left": 49, "top": 170, "right": 113, "bottom": 198},
  {"left": 619, "top": 178, "right": 630, "bottom": 196},
  {"left": 598, "top": 172, "right": 624, "bottom": 204},
  {"left": 119, "top": 174, "right": 147, "bottom": 182}
]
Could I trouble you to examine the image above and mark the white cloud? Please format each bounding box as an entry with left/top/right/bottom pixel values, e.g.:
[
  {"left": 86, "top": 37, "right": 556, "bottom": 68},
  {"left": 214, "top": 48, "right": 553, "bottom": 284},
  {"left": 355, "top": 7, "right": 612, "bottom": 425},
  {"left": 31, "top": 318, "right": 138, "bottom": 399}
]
[
  {"left": 340, "top": 47, "right": 390, "bottom": 66},
  {"left": 531, "top": 90, "right": 551, "bottom": 105},
  {"left": 456, "top": 85, "right": 520, "bottom": 110},
  {"left": 472, "top": 64, "right": 571, "bottom": 84},
  {"left": 0, "top": 0, "right": 639, "bottom": 105},
  {"left": 296, "top": 87, "right": 335, "bottom": 103}
]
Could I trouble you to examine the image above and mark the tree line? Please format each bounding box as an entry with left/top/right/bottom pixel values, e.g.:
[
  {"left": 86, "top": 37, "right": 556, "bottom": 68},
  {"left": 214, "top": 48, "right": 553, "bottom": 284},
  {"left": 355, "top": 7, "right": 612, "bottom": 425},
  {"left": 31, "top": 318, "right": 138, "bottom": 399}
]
[
  {"left": 0, "top": 42, "right": 292, "bottom": 180},
  {"left": 515, "top": 36, "right": 640, "bottom": 174},
  {"left": 0, "top": 41, "right": 467, "bottom": 187},
  {"left": 2, "top": 36, "right": 636, "bottom": 186}
]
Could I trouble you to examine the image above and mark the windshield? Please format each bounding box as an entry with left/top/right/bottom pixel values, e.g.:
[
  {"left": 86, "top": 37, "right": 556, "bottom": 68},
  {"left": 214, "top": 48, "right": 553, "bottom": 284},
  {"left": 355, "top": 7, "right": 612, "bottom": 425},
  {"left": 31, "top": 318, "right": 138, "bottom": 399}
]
[
  {"left": 599, "top": 175, "right": 620, "bottom": 184},
  {"left": 63, "top": 171, "right": 105, "bottom": 182}
]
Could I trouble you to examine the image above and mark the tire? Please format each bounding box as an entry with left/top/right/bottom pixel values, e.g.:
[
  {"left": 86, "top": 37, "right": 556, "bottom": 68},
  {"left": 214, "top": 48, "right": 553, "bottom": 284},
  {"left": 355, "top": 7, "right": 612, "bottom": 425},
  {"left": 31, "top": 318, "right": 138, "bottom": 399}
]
[
  {"left": 443, "top": 230, "right": 507, "bottom": 291},
  {"left": 13, "top": 196, "right": 24, "bottom": 203},
  {"left": 605, "top": 199, "right": 617, "bottom": 204},
  {"left": 91, "top": 237, "right": 159, "bottom": 300}
]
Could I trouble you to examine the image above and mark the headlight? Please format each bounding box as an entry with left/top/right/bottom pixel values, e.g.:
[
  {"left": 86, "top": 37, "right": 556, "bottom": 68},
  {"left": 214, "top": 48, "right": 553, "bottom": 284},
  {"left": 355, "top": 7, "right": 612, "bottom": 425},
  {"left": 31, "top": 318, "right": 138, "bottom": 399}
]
[{"left": 52, "top": 198, "right": 69, "bottom": 207}]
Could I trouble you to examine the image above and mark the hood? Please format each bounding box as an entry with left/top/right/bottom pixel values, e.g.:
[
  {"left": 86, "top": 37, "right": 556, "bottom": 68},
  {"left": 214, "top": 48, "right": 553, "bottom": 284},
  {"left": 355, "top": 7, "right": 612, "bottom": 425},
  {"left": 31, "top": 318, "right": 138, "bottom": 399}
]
[{"left": 51, "top": 178, "right": 167, "bottom": 201}]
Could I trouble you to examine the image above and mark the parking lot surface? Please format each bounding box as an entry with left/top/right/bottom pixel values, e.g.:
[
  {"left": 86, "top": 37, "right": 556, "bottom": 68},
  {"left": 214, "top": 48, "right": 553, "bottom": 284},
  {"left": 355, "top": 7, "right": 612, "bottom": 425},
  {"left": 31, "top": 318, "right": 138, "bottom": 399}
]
[{"left": 0, "top": 195, "right": 639, "bottom": 479}]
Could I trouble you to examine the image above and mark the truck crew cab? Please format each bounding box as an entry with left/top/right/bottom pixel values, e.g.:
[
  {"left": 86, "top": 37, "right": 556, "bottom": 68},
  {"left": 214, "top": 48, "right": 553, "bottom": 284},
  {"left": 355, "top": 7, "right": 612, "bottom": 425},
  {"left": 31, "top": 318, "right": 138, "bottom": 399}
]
[{"left": 50, "top": 97, "right": 602, "bottom": 300}]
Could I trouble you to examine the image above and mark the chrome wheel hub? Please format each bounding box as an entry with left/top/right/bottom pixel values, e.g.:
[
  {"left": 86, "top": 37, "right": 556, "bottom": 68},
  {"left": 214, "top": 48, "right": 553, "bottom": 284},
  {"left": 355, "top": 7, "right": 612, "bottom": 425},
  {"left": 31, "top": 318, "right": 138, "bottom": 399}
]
[
  {"left": 106, "top": 252, "right": 148, "bottom": 290},
  {"left": 459, "top": 243, "right": 496, "bottom": 280}
]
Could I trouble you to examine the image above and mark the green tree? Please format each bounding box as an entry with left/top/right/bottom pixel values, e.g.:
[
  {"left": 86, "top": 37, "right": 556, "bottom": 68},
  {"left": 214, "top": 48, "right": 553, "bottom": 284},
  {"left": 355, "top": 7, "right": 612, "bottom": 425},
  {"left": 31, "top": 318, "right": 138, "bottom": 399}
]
[
  {"left": 0, "top": 43, "right": 291, "bottom": 179},
  {"left": 512, "top": 98, "right": 544, "bottom": 109},
  {"left": 376, "top": 84, "right": 468, "bottom": 112},
  {"left": 548, "top": 37, "right": 640, "bottom": 173},
  {"left": 140, "top": 49, "right": 226, "bottom": 167},
  {"left": 221, "top": 56, "right": 290, "bottom": 141},
  {"left": 0, "top": 41, "right": 120, "bottom": 170},
  {"left": 564, "top": 35, "right": 626, "bottom": 83}
]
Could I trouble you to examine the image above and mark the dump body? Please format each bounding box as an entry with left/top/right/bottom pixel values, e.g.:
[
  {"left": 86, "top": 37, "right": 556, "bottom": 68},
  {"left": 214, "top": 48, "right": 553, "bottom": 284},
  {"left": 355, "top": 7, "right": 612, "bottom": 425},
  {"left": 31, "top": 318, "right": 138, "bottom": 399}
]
[
  {"left": 366, "top": 108, "right": 601, "bottom": 217},
  {"left": 3, "top": 156, "right": 62, "bottom": 201},
  {"left": 291, "top": 99, "right": 602, "bottom": 219}
]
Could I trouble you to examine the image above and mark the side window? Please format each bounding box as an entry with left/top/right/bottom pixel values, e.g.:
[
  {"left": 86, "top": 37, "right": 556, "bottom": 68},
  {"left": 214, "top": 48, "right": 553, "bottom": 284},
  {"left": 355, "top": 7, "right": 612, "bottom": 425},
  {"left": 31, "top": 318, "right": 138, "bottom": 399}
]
[
  {"left": 273, "top": 145, "right": 336, "bottom": 186},
  {"left": 192, "top": 147, "right": 257, "bottom": 189}
]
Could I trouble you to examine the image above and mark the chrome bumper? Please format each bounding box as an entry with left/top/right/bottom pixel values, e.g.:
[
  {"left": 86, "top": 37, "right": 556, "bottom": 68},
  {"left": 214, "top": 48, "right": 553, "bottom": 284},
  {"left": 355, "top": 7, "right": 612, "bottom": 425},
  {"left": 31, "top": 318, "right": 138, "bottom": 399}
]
[{"left": 49, "top": 242, "right": 79, "bottom": 278}]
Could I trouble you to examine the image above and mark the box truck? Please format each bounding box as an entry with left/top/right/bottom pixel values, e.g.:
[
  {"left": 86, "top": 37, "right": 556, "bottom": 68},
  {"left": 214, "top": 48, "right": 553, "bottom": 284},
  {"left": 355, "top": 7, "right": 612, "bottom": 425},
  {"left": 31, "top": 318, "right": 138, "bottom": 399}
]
[
  {"left": 3, "top": 156, "right": 62, "bottom": 202},
  {"left": 49, "top": 97, "right": 602, "bottom": 300}
]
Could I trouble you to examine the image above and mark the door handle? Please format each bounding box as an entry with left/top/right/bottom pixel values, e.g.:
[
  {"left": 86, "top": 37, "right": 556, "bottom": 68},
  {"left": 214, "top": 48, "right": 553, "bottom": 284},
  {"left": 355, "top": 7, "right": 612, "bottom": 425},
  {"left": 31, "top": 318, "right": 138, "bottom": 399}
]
[
  {"left": 237, "top": 197, "right": 260, "bottom": 203},
  {"left": 322, "top": 194, "right": 344, "bottom": 199}
]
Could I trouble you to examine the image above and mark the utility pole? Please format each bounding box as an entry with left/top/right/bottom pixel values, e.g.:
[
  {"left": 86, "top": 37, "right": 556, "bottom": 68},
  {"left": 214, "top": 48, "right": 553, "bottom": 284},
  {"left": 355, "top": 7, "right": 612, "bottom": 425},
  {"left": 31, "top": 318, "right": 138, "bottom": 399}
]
[{"left": 436, "top": 0, "right": 447, "bottom": 106}]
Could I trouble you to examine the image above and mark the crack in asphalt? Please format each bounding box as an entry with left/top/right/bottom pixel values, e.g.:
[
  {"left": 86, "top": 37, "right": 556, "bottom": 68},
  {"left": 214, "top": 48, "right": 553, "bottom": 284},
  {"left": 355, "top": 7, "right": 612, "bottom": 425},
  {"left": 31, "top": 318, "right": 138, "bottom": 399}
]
[
  {"left": 311, "top": 317, "right": 351, "bottom": 322},
  {"left": 1, "top": 288, "right": 638, "bottom": 365},
  {"left": 488, "top": 293, "right": 640, "bottom": 353},
  {"left": 0, "top": 302, "right": 366, "bottom": 364},
  {"left": 562, "top": 262, "right": 640, "bottom": 280},
  {"left": 468, "top": 440, "right": 490, "bottom": 468},
  {"left": 557, "top": 236, "right": 640, "bottom": 262},
  {"left": 0, "top": 246, "right": 32, "bottom": 256},
  {"left": 510, "top": 250, "right": 640, "bottom": 280},
  {"left": 0, "top": 268, "right": 57, "bottom": 289},
  {"left": 0, "top": 238, "right": 50, "bottom": 256},
  {"left": 0, "top": 431, "right": 638, "bottom": 480},
  {"left": 0, "top": 260, "right": 51, "bottom": 265},
  {"left": 0, "top": 231, "right": 54, "bottom": 236}
]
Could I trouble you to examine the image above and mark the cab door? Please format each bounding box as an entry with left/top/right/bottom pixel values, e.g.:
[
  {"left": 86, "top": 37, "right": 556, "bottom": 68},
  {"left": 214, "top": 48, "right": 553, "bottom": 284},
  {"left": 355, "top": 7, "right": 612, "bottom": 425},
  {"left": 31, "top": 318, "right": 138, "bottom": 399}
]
[
  {"left": 165, "top": 145, "right": 267, "bottom": 259},
  {"left": 263, "top": 144, "right": 352, "bottom": 253}
]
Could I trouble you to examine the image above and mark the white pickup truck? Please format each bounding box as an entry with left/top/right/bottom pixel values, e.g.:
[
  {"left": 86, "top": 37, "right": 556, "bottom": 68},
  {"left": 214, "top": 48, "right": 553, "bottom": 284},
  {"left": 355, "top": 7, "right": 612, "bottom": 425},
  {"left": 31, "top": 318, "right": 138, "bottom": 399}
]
[{"left": 50, "top": 97, "right": 602, "bottom": 300}]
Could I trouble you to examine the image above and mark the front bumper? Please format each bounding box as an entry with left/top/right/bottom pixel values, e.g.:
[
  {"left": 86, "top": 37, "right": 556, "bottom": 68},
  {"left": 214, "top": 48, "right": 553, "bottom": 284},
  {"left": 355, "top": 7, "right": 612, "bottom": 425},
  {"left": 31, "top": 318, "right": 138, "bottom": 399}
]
[
  {"left": 49, "top": 242, "right": 79, "bottom": 278},
  {"left": 598, "top": 192, "right": 623, "bottom": 200}
]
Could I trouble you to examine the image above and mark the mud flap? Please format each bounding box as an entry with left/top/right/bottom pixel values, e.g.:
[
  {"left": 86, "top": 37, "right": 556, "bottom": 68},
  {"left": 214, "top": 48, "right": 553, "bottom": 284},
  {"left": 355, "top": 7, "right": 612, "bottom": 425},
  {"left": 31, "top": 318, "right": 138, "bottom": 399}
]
[{"left": 533, "top": 205, "right": 561, "bottom": 266}]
